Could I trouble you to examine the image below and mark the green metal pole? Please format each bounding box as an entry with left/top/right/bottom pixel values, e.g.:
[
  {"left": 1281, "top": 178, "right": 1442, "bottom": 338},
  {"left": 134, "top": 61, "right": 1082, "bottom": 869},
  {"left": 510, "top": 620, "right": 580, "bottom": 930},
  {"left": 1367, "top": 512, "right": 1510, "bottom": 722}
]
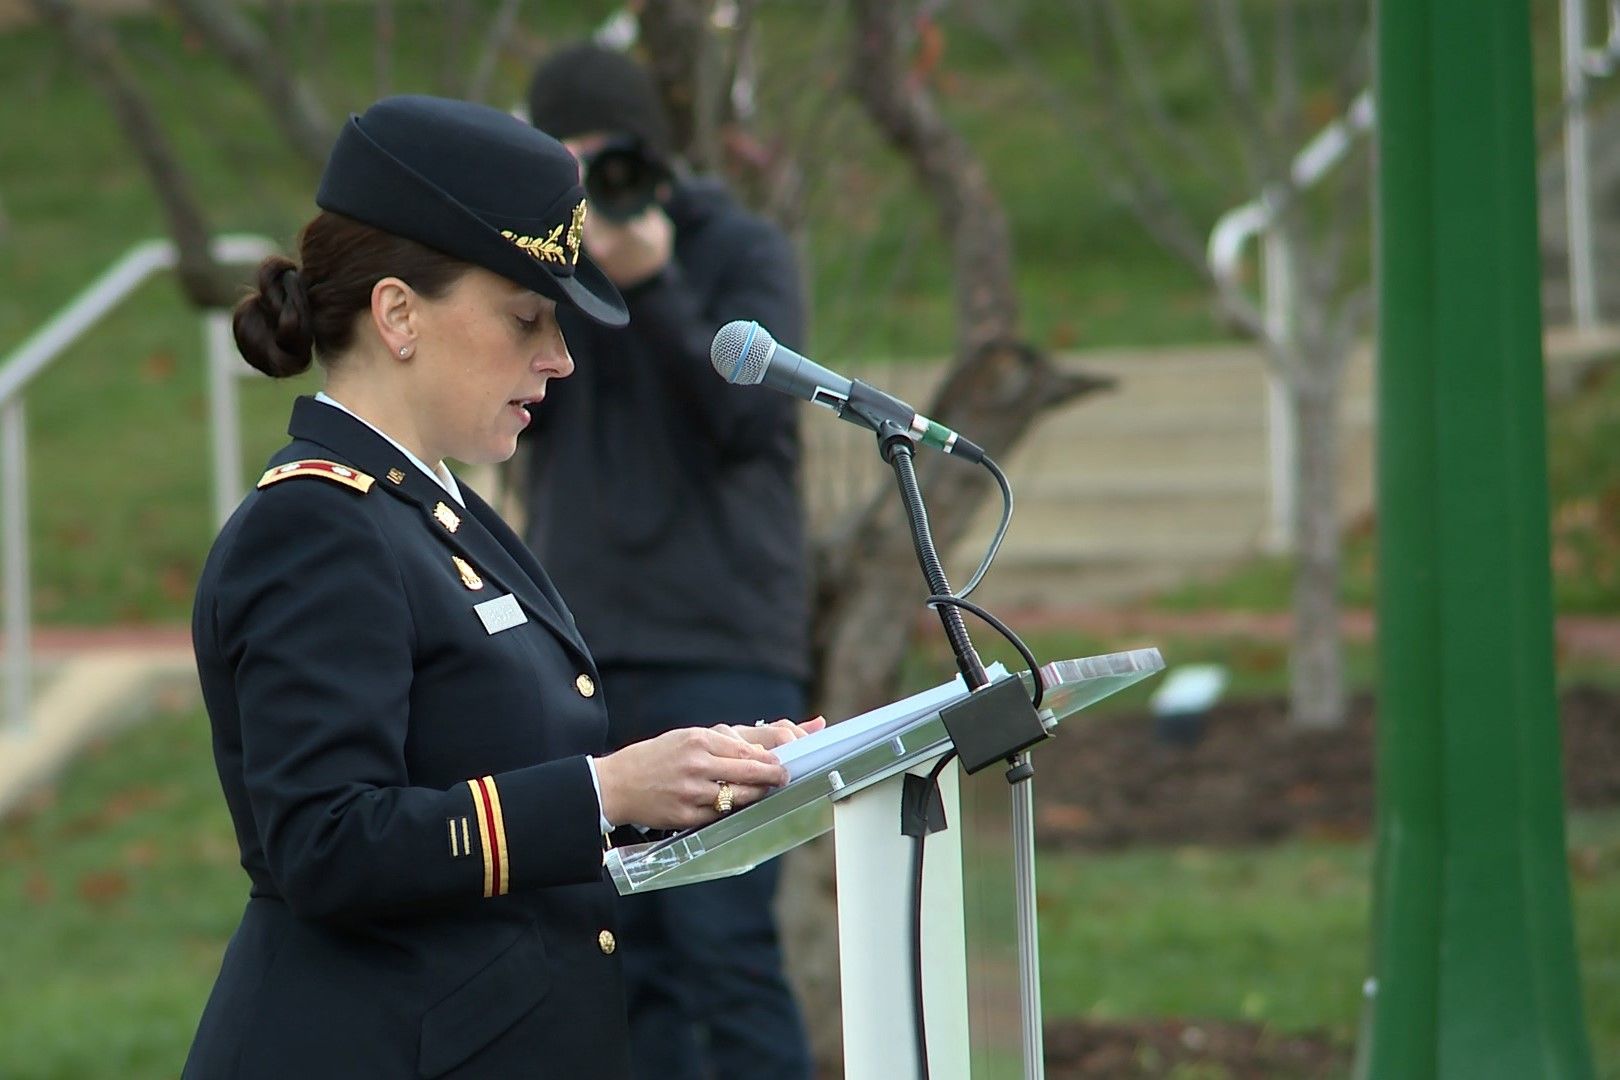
[{"left": 1361, "top": 2, "right": 1594, "bottom": 1077}]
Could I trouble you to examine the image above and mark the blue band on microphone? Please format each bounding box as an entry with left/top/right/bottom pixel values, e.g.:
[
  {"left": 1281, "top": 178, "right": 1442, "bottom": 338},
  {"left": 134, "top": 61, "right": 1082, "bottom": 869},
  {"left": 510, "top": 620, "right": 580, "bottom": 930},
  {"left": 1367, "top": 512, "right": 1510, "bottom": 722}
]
[{"left": 731, "top": 321, "right": 761, "bottom": 383}]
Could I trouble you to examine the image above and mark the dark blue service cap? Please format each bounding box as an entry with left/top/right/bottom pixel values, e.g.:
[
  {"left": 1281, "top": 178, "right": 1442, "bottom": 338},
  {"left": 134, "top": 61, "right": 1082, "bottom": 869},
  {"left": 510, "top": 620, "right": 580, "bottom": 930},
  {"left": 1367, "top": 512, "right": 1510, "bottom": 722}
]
[{"left": 316, "top": 94, "right": 628, "bottom": 328}]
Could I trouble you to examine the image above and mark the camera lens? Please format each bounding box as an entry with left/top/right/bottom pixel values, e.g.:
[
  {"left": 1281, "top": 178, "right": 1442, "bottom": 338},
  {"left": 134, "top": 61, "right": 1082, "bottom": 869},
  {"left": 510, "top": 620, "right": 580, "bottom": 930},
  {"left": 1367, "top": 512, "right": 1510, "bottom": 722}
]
[{"left": 584, "top": 140, "right": 669, "bottom": 222}]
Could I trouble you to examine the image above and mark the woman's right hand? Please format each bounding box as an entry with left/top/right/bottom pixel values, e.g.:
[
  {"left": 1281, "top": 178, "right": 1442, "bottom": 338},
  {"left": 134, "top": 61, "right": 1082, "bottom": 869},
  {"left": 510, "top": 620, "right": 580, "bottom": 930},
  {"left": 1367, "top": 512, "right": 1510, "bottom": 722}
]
[{"left": 594, "top": 726, "right": 790, "bottom": 830}]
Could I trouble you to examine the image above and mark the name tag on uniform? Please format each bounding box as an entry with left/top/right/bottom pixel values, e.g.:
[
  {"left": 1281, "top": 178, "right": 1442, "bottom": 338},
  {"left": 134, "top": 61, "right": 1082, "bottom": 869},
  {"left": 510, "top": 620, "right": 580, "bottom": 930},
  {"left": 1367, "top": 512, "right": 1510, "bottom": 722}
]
[{"left": 473, "top": 593, "right": 527, "bottom": 635}]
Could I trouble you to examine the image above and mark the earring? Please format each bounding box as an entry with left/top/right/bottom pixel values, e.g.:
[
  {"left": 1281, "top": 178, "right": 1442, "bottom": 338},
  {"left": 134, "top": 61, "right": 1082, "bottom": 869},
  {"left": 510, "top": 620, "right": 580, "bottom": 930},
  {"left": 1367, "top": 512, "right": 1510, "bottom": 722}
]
[{"left": 399, "top": 346, "right": 411, "bottom": 357}]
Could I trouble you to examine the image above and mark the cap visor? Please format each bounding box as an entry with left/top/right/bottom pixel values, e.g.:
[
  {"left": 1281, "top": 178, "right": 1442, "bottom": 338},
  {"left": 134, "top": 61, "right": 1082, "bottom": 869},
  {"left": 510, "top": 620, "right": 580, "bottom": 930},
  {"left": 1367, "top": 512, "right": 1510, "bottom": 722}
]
[{"left": 553, "top": 256, "right": 629, "bottom": 328}]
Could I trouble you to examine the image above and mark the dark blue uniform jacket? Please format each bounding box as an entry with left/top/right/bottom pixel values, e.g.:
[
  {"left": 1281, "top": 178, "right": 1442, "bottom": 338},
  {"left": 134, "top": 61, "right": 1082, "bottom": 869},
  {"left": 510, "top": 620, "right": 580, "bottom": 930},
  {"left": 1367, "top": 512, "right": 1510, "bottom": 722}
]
[{"left": 184, "top": 397, "right": 629, "bottom": 1079}]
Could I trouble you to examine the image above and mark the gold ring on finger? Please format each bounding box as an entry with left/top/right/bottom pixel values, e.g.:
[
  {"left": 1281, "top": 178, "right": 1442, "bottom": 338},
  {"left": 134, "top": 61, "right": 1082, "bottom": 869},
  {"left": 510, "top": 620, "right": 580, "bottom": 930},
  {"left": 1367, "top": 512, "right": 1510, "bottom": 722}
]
[{"left": 714, "top": 781, "right": 734, "bottom": 815}]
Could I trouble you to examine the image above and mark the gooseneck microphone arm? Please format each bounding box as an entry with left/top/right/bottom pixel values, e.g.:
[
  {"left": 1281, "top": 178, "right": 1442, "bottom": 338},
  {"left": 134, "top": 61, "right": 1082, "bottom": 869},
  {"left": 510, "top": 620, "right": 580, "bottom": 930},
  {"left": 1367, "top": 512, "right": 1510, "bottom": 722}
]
[{"left": 867, "top": 415, "right": 989, "bottom": 693}]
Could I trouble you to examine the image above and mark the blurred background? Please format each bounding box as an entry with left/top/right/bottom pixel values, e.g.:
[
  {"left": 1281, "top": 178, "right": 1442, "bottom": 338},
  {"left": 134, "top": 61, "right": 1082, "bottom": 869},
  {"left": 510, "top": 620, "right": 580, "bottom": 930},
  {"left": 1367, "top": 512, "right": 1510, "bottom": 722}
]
[{"left": 0, "top": 1, "right": 1616, "bottom": 1077}]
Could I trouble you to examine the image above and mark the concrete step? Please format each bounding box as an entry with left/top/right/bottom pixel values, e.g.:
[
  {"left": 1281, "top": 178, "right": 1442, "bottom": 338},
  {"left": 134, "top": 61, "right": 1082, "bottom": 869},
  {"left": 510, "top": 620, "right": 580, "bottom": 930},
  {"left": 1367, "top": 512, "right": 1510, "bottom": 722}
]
[
  {"left": 806, "top": 339, "right": 1409, "bottom": 608},
  {"left": 1016, "top": 471, "right": 1268, "bottom": 500},
  {"left": 965, "top": 498, "right": 1266, "bottom": 547},
  {"left": 966, "top": 553, "right": 1249, "bottom": 609},
  {"left": 1001, "top": 429, "right": 1270, "bottom": 469},
  {"left": 954, "top": 529, "right": 1260, "bottom": 568}
]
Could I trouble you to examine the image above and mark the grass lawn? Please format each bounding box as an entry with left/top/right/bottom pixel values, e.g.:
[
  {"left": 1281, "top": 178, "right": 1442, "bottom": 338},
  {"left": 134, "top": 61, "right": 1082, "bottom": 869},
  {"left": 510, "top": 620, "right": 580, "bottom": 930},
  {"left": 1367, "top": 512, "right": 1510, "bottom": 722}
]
[{"left": 2, "top": 700, "right": 1615, "bottom": 1079}]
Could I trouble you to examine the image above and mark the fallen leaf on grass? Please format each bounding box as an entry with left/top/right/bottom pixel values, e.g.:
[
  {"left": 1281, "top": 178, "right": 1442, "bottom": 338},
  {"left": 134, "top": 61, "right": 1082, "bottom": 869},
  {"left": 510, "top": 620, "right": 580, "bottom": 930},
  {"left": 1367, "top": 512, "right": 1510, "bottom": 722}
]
[
  {"left": 59, "top": 786, "right": 172, "bottom": 837},
  {"left": 140, "top": 351, "right": 176, "bottom": 383},
  {"left": 23, "top": 871, "right": 53, "bottom": 905},
  {"left": 77, "top": 869, "right": 129, "bottom": 907},
  {"left": 1038, "top": 803, "right": 1093, "bottom": 831},
  {"left": 123, "top": 840, "right": 159, "bottom": 868}
]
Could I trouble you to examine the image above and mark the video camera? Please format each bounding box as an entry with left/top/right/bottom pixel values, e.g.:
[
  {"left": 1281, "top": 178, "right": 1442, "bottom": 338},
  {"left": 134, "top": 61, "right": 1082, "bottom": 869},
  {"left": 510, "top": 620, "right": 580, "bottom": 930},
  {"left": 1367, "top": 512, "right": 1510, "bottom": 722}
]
[{"left": 581, "top": 137, "right": 673, "bottom": 222}]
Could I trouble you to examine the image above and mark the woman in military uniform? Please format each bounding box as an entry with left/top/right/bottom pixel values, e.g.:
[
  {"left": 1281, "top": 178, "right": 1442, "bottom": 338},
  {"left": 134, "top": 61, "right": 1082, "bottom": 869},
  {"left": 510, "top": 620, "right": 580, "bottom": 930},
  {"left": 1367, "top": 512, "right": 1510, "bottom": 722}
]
[{"left": 183, "top": 95, "right": 815, "bottom": 1079}]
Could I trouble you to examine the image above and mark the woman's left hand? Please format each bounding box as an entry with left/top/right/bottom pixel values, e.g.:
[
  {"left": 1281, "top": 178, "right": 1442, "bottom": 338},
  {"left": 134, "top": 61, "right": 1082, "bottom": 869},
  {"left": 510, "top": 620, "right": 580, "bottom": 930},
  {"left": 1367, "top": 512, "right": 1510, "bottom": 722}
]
[{"left": 713, "top": 715, "right": 826, "bottom": 752}]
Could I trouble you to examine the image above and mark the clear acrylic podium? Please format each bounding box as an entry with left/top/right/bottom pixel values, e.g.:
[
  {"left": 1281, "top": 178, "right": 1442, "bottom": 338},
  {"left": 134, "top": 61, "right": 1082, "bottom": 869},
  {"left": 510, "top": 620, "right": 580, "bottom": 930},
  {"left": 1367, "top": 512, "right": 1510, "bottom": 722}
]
[{"left": 606, "top": 648, "right": 1164, "bottom": 1079}]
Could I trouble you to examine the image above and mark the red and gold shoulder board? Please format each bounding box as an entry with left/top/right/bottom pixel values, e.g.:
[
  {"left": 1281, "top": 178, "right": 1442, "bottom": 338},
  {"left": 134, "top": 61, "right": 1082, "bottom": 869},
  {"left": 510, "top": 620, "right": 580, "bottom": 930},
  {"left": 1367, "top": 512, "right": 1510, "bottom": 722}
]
[{"left": 256, "top": 459, "right": 375, "bottom": 494}]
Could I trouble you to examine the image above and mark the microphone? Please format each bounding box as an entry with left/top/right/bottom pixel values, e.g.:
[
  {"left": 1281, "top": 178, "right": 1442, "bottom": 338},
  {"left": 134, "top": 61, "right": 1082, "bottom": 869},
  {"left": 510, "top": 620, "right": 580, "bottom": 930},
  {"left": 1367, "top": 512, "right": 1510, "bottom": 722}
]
[{"left": 709, "top": 321, "right": 985, "bottom": 463}]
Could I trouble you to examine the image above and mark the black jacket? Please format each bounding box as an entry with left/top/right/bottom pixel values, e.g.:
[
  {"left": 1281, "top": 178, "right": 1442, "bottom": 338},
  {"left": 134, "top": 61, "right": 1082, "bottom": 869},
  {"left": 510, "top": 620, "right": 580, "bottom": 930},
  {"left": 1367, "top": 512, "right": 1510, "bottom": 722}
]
[
  {"left": 522, "top": 178, "right": 810, "bottom": 682},
  {"left": 186, "top": 398, "right": 628, "bottom": 1079}
]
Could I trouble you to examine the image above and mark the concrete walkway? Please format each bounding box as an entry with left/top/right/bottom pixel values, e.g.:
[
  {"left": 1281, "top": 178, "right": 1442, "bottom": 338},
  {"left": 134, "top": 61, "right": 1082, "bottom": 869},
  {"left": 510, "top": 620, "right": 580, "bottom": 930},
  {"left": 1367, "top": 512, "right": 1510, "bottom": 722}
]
[{"left": 0, "top": 629, "right": 194, "bottom": 819}]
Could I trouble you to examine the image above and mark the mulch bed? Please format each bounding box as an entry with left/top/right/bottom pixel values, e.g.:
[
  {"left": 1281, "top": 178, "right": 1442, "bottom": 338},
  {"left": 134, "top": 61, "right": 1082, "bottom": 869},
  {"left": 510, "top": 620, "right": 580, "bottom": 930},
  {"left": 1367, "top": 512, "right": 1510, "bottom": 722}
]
[
  {"left": 1033, "top": 686, "right": 1620, "bottom": 851},
  {"left": 1044, "top": 1017, "right": 1349, "bottom": 1079},
  {"left": 1020, "top": 690, "right": 1618, "bottom": 1077}
]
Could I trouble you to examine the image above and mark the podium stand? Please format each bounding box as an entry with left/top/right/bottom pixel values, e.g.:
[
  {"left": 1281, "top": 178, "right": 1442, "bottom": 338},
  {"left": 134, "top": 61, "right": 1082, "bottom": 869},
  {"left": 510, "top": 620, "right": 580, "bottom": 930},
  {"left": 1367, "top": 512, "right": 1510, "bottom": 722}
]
[{"left": 606, "top": 647, "right": 1164, "bottom": 1079}]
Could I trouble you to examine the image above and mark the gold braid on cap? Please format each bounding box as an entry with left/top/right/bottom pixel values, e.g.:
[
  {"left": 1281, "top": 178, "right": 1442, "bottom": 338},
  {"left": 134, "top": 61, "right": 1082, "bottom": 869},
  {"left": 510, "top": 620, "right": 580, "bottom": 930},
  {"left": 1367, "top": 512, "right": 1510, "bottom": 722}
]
[{"left": 502, "top": 201, "right": 586, "bottom": 267}]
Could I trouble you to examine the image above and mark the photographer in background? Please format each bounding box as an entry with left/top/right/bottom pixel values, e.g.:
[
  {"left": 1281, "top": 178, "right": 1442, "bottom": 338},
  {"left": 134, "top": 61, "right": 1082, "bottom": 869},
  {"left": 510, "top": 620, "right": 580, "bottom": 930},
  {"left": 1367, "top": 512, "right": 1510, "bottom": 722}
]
[{"left": 521, "top": 42, "right": 813, "bottom": 1080}]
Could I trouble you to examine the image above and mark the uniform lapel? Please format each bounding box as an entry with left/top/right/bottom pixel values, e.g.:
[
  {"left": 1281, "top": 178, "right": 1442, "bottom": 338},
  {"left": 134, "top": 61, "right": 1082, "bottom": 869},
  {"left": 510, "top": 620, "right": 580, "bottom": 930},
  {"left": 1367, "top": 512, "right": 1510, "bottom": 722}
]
[
  {"left": 285, "top": 397, "right": 588, "bottom": 660},
  {"left": 459, "top": 487, "right": 592, "bottom": 659}
]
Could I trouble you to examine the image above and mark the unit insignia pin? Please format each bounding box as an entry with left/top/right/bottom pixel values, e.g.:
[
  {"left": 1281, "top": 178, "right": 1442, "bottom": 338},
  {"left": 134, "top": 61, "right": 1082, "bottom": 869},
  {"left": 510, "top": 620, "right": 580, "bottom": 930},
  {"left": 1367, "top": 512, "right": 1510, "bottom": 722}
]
[
  {"left": 433, "top": 502, "right": 461, "bottom": 533},
  {"left": 452, "top": 556, "right": 484, "bottom": 591},
  {"left": 387, "top": 468, "right": 406, "bottom": 485}
]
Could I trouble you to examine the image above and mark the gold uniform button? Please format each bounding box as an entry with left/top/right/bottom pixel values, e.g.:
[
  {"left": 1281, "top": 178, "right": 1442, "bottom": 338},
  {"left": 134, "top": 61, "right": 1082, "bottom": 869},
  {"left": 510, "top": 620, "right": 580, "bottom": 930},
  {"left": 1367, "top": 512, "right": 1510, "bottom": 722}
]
[
  {"left": 598, "top": 930, "right": 616, "bottom": 955},
  {"left": 576, "top": 674, "right": 596, "bottom": 699}
]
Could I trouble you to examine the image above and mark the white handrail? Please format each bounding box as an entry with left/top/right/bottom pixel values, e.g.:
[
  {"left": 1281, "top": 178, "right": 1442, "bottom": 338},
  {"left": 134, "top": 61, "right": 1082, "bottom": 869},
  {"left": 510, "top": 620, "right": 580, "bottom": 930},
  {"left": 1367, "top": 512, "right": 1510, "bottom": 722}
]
[
  {"left": 0, "top": 235, "right": 274, "bottom": 406},
  {"left": 0, "top": 234, "right": 277, "bottom": 731},
  {"left": 1561, "top": 0, "right": 1620, "bottom": 331},
  {"left": 1206, "top": 90, "right": 1374, "bottom": 294},
  {"left": 1580, "top": 0, "right": 1620, "bottom": 78},
  {"left": 1207, "top": 89, "right": 1374, "bottom": 554}
]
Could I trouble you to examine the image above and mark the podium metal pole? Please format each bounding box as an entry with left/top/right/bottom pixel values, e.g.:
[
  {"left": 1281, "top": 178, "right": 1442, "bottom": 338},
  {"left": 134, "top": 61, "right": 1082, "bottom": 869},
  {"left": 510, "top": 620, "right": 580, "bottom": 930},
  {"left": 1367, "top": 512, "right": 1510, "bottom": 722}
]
[{"left": 1010, "top": 753, "right": 1044, "bottom": 1079}]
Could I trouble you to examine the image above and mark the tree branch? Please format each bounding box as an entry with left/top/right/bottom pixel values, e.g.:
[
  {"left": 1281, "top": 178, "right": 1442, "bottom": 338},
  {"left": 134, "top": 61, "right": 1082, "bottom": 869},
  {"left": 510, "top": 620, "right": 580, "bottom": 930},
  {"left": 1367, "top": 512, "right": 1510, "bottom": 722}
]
[
  {"left": 1201, "top": 0, "right": 1276, "bottom": 189},
  {"left": 1075, "top": 0, "right": 1220, "bottom": 271},
  {"left": 463, "top": 0, "right": 524, "bottom": 104},
  {"left": 166, "top": 0, "right": 336, "bottom": 170},
  {"left": 1091, "top": 0, "right": 1224, "bottom": 184},
  {"left": 439, "top": 0, "right": 473, "bottom": 97},
  {"left": 1274, "top": 0, "right": 1301, "bottom": 153},
  {"left": 30, "top": 0, "right": 238, "bottom": 307}
]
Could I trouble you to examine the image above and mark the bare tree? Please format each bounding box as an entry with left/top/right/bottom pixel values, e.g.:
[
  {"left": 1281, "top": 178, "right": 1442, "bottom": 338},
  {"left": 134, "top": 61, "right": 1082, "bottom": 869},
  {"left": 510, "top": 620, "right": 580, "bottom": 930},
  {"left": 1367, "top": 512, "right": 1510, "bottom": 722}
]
[
  {"left": 975, "top": 0, "right": 1372, "bottom": 729},
  {"left": 639, "top": 0, "right": 1108, "bottom": 1063}
]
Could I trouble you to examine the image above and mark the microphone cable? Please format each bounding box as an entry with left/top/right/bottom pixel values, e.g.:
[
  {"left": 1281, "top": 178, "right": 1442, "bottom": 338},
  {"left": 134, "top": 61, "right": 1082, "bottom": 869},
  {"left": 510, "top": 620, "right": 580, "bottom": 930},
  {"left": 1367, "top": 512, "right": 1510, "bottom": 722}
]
[
  {"left": 936, "top": 452, "right": 1049, "bottom": 710},
  {"left": 954, "top": 454, "right": 1014, "bottom": 601}
]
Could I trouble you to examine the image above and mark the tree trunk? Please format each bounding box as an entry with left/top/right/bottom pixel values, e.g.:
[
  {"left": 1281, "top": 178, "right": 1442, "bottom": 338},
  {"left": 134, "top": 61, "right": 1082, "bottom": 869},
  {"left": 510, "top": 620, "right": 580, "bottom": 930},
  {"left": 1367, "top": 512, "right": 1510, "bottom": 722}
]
[
  {"left": 775, "top": 4, "right": 1111, "bottom": 1067},
  {"left": 1287, "top": 364, "right": 1347, "bottom": 729},
  {"left": 633, "top": 2, "right": 1108, "bottom": 1066},
  {"left": 637, "top": 0, "right": 711, "bottom": 164}
]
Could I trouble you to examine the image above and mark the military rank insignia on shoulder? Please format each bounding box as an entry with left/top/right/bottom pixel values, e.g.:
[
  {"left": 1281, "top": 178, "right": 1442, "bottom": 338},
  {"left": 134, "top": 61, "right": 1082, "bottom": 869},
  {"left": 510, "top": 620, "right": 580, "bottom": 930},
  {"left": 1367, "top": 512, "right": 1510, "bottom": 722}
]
[{"left": 256, "top": 460, "right": 375, "bottom": 494}]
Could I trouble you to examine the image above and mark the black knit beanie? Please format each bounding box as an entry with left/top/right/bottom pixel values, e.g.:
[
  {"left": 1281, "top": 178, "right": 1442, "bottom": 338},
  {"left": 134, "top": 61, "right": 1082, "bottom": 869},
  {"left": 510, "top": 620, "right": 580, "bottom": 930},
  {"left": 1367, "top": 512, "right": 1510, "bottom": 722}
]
[{"left": 526, "top": 43, "right": 675, "bottom": 165}]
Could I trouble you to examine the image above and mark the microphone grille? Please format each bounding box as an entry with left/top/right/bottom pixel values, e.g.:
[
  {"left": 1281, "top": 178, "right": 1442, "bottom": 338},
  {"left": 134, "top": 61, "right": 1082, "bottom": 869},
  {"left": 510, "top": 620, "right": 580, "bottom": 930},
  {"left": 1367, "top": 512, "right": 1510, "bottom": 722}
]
[{"left": 710, "top": 320, "right": 774, "bottom": 385}]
